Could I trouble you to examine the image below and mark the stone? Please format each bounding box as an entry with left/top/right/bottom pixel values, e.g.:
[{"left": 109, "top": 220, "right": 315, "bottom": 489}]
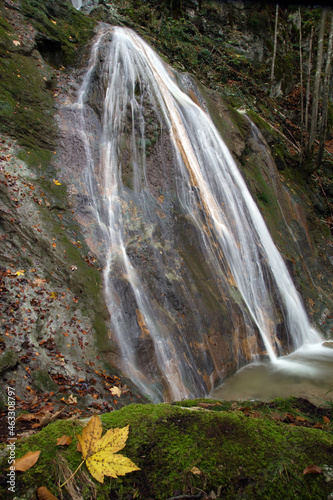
[{"left": 0, "top": 350, "right": 19, "bottom": 375}]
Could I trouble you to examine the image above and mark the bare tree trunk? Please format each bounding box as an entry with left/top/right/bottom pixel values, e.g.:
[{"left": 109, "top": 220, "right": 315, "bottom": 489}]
[
  {"left": 270, "top": 3, "right": 279, "bottom": 95},
  {"left": 305, "top": 26, "right": 314, "bottom": 149},
  {"left": 309, "top": 9, "right": 327, "bottom": 151},
  {"left": 317, "top": 12, "right": 333, "bottom": 165},
  {"left": 299, "top": 8, "right": 304, "bottom": 162}
]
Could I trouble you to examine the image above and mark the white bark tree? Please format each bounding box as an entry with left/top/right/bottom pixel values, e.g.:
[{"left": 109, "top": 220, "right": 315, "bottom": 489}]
[
  {"left": 305, "top": 25, "right": 314, "bottom": 149},
  {"left": 318, "top": 12, "right": 333, "bottom": 164},
  {"left": 270, "top": 3, "right": 279, "bottom": 95},
  {"left": 309, "top": 9, "right": 327, "bottom": 151},
  {"left": 299, "top": 8, "right": 304, "bottom": 161}
]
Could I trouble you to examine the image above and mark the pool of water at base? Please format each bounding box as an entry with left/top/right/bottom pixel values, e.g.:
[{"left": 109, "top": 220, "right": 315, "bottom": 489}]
[{"left": 210, "top": 342, "right": 333, "bottom": 406}]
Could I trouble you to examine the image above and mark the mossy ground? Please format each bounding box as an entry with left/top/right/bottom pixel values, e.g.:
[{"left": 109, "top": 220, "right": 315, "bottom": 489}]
[{"left": 1, "top": 398, "right": 332, "bottom": 499}]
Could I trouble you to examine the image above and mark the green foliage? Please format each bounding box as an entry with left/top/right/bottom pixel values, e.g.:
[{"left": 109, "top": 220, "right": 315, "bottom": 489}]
[{"left": 246, "top": 9, "right": 271, "bottom": 34}]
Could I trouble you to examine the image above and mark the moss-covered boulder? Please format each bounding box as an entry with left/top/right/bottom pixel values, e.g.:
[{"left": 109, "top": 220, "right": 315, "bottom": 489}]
[{"left": 1, "top": 399, "right": 333, "bottom": 499}]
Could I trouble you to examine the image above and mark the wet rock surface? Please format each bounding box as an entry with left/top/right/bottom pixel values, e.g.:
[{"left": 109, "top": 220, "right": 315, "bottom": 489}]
[{"left": 0, "top": 137, "right": 146, "bottom": 415}]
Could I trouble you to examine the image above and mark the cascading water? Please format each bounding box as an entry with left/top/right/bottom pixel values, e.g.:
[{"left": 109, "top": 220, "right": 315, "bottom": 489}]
[
  {"left": 71, "top": 0, "right": 83, "bottom": 10},
  {"left": 71, "top": 25, "right": 331, "bottom": 402}
]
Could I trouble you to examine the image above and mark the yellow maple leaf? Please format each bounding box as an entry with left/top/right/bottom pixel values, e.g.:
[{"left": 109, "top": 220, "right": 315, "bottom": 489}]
[
  {"left": 76, "top": 415, "right": 139, "bottom": 483},
  {"left": 87, "top": 450, "right": 140, "bottom": 482}
]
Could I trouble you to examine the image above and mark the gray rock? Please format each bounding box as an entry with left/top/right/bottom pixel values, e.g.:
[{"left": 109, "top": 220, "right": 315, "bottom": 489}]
[{"left": 0, "top": 350, "right": 19, "bottom": 375}]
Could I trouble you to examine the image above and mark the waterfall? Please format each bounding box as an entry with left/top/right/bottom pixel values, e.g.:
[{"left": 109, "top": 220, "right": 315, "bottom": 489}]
[
  {"left": 71, "top": 0, "right": 83, "bottom": 10},
  {"left": 72, "top": 25, "right": 324, "bottom": 402}
]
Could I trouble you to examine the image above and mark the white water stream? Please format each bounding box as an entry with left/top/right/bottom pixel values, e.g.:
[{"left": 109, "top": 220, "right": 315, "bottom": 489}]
[
  {"left": 73, "top": 25, "right": 332, "bottom": 401},
  {"left": 71, "top": 0, "right": 83, "bottom": 10}
]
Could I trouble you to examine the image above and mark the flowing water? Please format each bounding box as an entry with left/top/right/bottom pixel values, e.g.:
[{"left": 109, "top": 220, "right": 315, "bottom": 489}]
[
  {"left": 71, "top": 0, "right": 83, "bottom": 10},
  {"left": 71, "top": 25, "right": 333, "bottom": 402}
]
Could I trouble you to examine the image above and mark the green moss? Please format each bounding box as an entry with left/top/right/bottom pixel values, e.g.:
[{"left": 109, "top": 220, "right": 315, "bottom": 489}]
[
  {"left": 0, "top": 349, "right": 19, "bottom": 374},
  {"left": 0, "top": 52, "right": 55, "bottom": 151},
  {"left": 20, "top": 0, "right": 96, "bottom": 67},
  {"left": 0, "top": 0, "right": 96, "bottom": 171},
  {"left": 31, "top": 369, "right": 59, "bottom": 393},
  {"left": 2, "top": 401, "right": 332, "bottom": 499},
  {"left": 247, "top": 109, "right": 273, "bottom": 135}
]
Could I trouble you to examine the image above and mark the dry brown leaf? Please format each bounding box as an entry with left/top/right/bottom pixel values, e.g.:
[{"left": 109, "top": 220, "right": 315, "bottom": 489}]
[
  {"left": 197, "top": 402, "right": 217, "bottom": 409},
  {"left": 295, "top": 416, "right": 306, "bottom": 422},
  {"left": 303, "top": 464, "right": 322, "bottom": 475},
  {"left": 33, "top": 278, "right": 46, "bottom": 286},
  {"left": 38, "top": 411, "right": 53, "bottom": 427},
  {"left": 61, "top": 395, "right": 77, "bottom": 405},
  {"left": 110, "top": 386, "right": 122, "bottom": 397},
  {"left": 37, "top": 486, "right": 59, "bottom": 500},
  {"left": 16, "top": 413, "right": 37, "bottom": 422},
  {"left": 323, "top": 416, "right": 330, "bottom": 424},
  {"left": 13, "top": 450, "right": 40, "bottom": 471},
  {"left": 57, "top": 435, "right": 73, "bottom": 446}
]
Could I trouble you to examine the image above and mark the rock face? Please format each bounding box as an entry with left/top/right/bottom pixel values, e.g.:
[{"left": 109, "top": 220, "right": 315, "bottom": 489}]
[
  {"left": 55, "top": 25, "right": 332, "bottom": 402},
  {"left": 0, "top": 0, "right": 145, "bottom": 411}
]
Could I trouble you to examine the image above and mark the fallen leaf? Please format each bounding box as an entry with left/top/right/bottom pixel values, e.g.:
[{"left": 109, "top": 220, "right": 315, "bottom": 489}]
[
  {"left": 295, "top": 416, "right": 306, "bottom": 422},
  {"left": 13, "top": 40, "right": 21, "bottom": 46},
  {"left": 16, "top": 413, "right": 37, "bottom": 422},
  {"left": 16, "top": 270, "right": 25, "bottom": 276},
  {"left": 303, "top": 465, "right": 322, "bottom": 475},
  {"left": 76, "top": 415, "right": 140, "bottom": 483},
  {"left": 12, "top": 450, "right": 41, "bottom": 471},
  {"left": 323, "top": 416, "right": 330, "bottom": 424},
  {"left": 197, "top": 402, "right": 217, "bottom": 409},
  {"left": 37, "top": 411, "right": 53, "bottom": 428},
  {"left": 57, "top": 435, "right": 72, "bottom": 446},
  {"left": 270, "top": 411, "right": 284, "bottom": 421},
  {"left": 110, "top": 386, "right": 122, "bottom": 397},
  {"left": 37, "top": 486, "right": 59, "bottom": 500},
  {"left": 32, "top": 278, "right": 46, "bottom": 286},
  {"left": 53, "top": 179, "right": 61, "bottom": 186},
  {"left": 190, "top": 466, "right": 201, "bottom": 475},
  {"left": 86, "top": 451, "right": 140, "bottom": 482}
]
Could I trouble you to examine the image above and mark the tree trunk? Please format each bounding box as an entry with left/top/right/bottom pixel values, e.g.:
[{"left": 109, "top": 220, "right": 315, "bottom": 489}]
[
  {"left": 270, "top": 3, "right": 279, "bottom": 95},
  {"left": 317, "top": 13, "right": 333, "bottom": 165},
  {"left": 299, "top": 8, "right": 304, "bottom": 162},
  {"left": 309, "top": 9, "right": 327, "bottom": 152},
  {"left": 305, "top": 26, "right": 314, "bottom": 150}
]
